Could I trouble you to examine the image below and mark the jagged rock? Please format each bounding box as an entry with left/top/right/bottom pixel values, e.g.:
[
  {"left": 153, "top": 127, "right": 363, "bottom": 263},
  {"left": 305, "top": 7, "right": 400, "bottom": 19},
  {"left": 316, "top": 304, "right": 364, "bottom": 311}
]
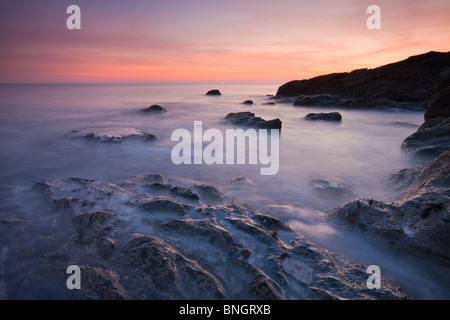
[
  {"left": 139, "top": 197, "right": 192, "bottom": 215},
  {"left": 304, "top": 112, "right": 342, "bottom": 122},
  {"left": 329, "top": 150, "right": 450, "bottom": 259},
  {"left": 72, "top": 127, "right": 158, "bottom": 143},
  {"left": 71, "top": 211, "right": 114, "bottom": 245},
  {"left": 141, "top": 105, "right": 167, "bottom": 113},
  {"left": 224, "top": 112, "right": 282, "bottom": 129},
  {"left": 206, "top": 89, "right": 221, "bottom": 96},
  {"left": 193, "top": 184, "right": 224, "bottom": 204}
]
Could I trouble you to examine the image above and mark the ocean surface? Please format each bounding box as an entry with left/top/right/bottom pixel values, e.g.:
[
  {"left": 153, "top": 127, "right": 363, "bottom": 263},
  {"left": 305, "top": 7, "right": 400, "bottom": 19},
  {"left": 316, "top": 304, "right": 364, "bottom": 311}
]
[{"left": 0, "top": 83, "right": 447, "bottom": 299}]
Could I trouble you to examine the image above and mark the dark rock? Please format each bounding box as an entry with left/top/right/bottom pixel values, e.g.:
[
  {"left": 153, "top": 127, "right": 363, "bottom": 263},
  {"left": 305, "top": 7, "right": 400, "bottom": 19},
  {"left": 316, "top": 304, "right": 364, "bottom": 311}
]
[
  {"left": 242, "top": 100, "right": 254, "bottom": 105},
  {"left": 402, "top": 118, "right": 450, "bottom": 158},
  {"left": 436, "top": 78, "right": 450, "bottom": 93},
  {"left": 224, "top": 112, "right": 282, "bottom": 129},
  {"left": 206, "top": 89, "right": 221, "bottom": 96},
  {"left": 78, "top": 266, "right": 127, "bottom": 300},
  {"left": 330, "top": 150, "right": 450, "bottom": 259},
  {"left": 141, "top": 105, "right": 167, "bottom": 113},
  {"left": 145, "top": 173, "right": 169, "bottom": 185},
  {"left": 263, "top": 102, "right": 276, "bottom": 105},
  {"left": 277, "top": 51, "right": 450, "bottom": 108},
  {"left": 71, "top": 211, "right": 114, "bottom": 245},
  {"left": 304, "top": 112, "right": 342, "bottom": 121},
  {"left": 139, "top": 197, "right": 192, "bottom": 215},
  {"left": 424, "top": 86, "right": 450, "bottom": 121}
]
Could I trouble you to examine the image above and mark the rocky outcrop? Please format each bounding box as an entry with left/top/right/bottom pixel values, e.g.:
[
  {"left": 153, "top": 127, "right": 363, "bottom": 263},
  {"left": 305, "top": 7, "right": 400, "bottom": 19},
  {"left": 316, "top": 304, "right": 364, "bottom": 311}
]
[
  {"left": 224, "top": 112, "right": 282, "bottom": 130},
  {"left": 402, "top": 79, "right": 450, "bottom": 158},
  {"left": 0, "top": 174, "right": 410, "bottom": 299},
  {"left": 304, "top": 112, "right": 342, "bottom": 122},
  {"left": 328, "top": 150, "right": 450, "bottom": 259},
  {"left": 277, "top": 51, "right": 450, "bottom": 109},
  {"left": 206, "top": 89, "right": 221, "bottom": 96},
  {"left": 71, "top": 127, "right": 158, "bottom": 143}
]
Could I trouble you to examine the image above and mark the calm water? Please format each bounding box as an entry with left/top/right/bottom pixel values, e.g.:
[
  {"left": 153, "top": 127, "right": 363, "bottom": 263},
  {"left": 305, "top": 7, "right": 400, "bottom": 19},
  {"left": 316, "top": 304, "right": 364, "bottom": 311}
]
[{"left": 1, "top": 83, "right": 447, "bottom": 298}]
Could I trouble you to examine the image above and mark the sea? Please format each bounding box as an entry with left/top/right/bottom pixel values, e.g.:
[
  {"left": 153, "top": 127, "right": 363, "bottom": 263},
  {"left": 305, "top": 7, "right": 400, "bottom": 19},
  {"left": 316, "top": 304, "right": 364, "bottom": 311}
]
[{"left": 0, "top": 83, "right": 448, "bottom": 299}]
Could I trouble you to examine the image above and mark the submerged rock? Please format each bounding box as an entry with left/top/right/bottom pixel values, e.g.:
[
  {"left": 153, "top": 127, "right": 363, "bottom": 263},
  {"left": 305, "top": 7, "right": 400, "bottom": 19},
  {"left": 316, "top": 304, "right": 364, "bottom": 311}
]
[
  {"left": 224, "top": 112, "right": 282, "bottom": 129},
  {"left": 141, "top": 105, "right": 167, "bottom": 113},
  {"left": 73, "top": 127, "right": 158, "bottom": 143},
  {"left": 304, "top": 112, "right": 342, "bottom": 122}
]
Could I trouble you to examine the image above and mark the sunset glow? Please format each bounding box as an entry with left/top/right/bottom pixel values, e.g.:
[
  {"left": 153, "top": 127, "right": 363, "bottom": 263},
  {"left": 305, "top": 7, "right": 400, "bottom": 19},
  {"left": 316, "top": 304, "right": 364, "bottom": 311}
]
[{"left": 1, "top": 0, "right": 450, "bottom": 83}]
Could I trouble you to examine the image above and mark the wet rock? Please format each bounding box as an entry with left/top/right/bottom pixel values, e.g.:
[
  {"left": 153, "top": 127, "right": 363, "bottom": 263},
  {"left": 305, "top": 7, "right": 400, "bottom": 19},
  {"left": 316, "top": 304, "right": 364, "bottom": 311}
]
[
  {"left": 139, "top": 197, "right": 192, "bottom": 215},
  {"left": 251, "top": 213, "right": 292, "bottom": 232},
  {"left": 145, "top": 173, "right": 169, "bottom": 185},
  {"left": 304, "top": 112, "right": 342, "bottom": 121},
  {"left": 224, "top": 112, "right": 282, "bottom": 130},
  {"left": 71, "top": 211, "right": 114, "bottom": 245},
  {"left": 206, "top": 89, "right": 221, "bottom": 96},
  {"left": 78, "top": 266, "right": 127, "bottom": 300},
  {"left": 308, "top": 178, "right": 352, "bottom": 197},
  {"left": 73, "top": 127, "right": 158, "bottom": 143},
  {"left": 193, "top": 184, "right": 224, "bottom": 204},
  {"left": 120, "top": 234, "right": 226, "bottom": 299},
  {"left": 401, "top": 118, "right": 450, "bottom": 158},
  {"left": 330, "top": 150, "right": 450, "bottom": 259},
  {"left": 242, "top": 100, "right": 254, "bottom": 105}
]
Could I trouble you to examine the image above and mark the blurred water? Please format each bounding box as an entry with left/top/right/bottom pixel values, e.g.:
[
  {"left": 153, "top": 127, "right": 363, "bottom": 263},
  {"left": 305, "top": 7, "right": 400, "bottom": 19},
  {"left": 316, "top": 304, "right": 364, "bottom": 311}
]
[{"left": 2, "top": 83, "right": 447, "bottom": 299}]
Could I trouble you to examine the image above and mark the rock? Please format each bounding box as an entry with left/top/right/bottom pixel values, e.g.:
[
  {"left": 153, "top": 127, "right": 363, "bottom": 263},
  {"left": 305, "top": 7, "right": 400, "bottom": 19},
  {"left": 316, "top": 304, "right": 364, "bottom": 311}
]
[
  {"left": 73, "top": 127, "right": 158, "bottom": 143},
  {"left": 308, "top": 178, "right": 352, "bottom": 198},
  {"left": 27, "top": 175, "right": 411, "bottom": 299},
  {"left": 436, "top": 78, "right": 450, "bottom": 93},
  {"left": 277, "top": 51, "right": 450, "bottom": 109},
  {"left": 206, "top": 89, "right": 221, "bottom": 96},
  {"left": 193, "top": 184, "right": 224, "bottom": 204},
  {"left": 71, "top": 211, "right": 114, "bottom": 245},
  {"left": 424, "top": 86, "right": 450, "bottom": 121},
  {"left": 262, "top": 102, "right": 276, "bottom": 105},
  {"left": 224, "top": 112, "right": 282, "bottom": 129},
  {"left": 145, "top": 173, "right": 169, "bottom": 185},
  {"left": 141, "top": 105, "right": 166, "bottom": 113},
  {"left": 294, "top": 94, "right": 342, "bottom": 107},
  {"left": 139, "top": 197, "right": 192, "bottom": 215},
  {"left": 230, "top": 176, "right": 255, "bottom": 187},
  {"left": 242, "top": 100, "right": 254, "bottom": 105},
  {"left": 402, "top": 83, "right": 450, "bottom": 158},
  {"left": 329, "top": 150, "right": 450, "bottom": 259},
  {"left": 120, "top": 234, "right": 226, "bottom": 299},
  {"left": 304, "top": 112, "right": 342, "bottom": 122},
  {"left": 78, "top": 266, "right": 127, "bottom": 300},
  {"left": 401, "top": 118, "right": 450, "bottom": 158}
]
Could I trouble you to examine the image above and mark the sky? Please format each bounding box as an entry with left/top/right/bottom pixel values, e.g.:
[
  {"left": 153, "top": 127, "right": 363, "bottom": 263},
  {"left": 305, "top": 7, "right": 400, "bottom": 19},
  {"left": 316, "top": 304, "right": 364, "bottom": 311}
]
[{"left": 0, "top": 0, "right": 449, "bottom": 84}]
